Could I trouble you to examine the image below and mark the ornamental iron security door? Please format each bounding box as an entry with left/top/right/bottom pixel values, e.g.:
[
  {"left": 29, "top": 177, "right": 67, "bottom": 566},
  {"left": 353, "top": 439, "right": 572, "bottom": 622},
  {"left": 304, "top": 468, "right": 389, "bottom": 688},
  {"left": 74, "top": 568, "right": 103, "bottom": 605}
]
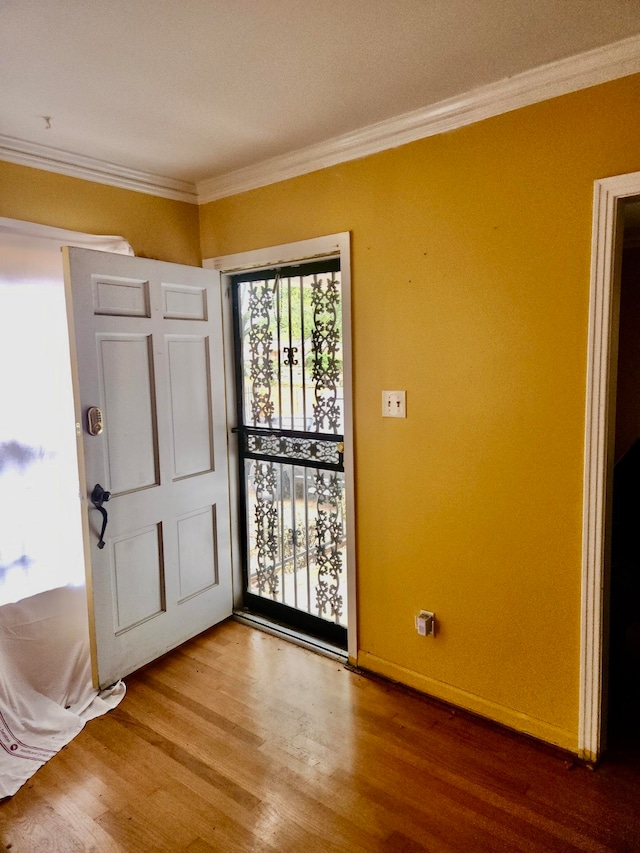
[{"left": 232, "top": 258, "right": 347, "bottom": 647}]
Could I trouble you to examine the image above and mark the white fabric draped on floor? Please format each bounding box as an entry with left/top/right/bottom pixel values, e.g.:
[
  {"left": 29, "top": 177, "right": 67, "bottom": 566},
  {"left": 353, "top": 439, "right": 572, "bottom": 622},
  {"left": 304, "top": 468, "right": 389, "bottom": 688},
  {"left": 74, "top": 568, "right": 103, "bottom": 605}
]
[{"left": 0, "top": 586, "right": 124, "bottom": 798}]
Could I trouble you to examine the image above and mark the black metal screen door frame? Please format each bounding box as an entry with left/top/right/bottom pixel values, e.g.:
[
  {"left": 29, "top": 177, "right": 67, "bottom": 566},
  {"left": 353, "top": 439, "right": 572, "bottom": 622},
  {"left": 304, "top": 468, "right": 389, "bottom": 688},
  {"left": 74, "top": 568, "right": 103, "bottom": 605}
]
[{"left": 231, "top": 258, "right": 347, "bottom": 648}]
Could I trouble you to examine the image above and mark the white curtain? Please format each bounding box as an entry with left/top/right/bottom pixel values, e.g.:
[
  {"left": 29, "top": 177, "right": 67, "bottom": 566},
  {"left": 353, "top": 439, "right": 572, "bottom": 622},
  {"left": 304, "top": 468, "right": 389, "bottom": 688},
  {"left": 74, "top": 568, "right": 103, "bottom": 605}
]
[{"left": 0, "top": 218, "right": 131, "bottom": 798}]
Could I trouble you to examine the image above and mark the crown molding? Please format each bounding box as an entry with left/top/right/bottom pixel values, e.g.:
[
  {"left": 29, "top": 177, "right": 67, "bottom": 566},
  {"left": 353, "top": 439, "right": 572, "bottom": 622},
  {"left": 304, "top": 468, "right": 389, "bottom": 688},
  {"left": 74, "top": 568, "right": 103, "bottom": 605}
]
[
  {"left": 2, "top": 34, "right": 639, "bottom": 206},
  {"left": 0, "top": 134, "right": 198, "bottom": 204},
  {"left": 197, "top": 33, "right": 640, "bottom": 203}
]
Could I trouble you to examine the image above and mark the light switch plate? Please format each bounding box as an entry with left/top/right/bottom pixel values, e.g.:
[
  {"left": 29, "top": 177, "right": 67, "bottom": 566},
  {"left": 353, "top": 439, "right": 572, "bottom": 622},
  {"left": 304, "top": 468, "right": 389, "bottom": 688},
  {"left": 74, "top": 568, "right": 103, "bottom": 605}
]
[{"left": 382, "top": 390, "right": 406, "bottom": 418}]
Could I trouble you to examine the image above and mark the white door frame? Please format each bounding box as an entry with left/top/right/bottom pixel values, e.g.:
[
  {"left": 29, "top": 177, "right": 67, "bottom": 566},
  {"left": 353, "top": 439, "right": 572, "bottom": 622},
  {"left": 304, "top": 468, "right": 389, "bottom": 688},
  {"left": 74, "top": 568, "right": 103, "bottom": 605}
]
[
  {"left": 581, "top": 170, "right": 640, "bottom": 761},
  {"left": 204, "top": 233, "right": 357, "bottom": 663}
]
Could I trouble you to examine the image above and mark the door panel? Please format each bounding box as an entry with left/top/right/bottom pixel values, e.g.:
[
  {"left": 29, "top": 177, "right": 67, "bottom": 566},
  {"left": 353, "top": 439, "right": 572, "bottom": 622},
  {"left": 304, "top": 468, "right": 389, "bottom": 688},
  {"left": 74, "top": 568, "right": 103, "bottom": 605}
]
[
  {"left": 99, "top": 334, "right": 159, "bottom": 493},
  {"left": 93, "top": 275, "right": 150, "bottom": 317},
  {"left": 176, "top": 506, "right": 218, "bottom": 601},
  {"left": 112, "top": 524, "right": 164, "bottom": 631},
  {"left": 166, "top": 336, "right": 213, "bottom": 478},
  {"left": 162, "top": 283, "right": 207, "bottom": 320},
  {"left": 63, "top": 247, "right": 232, "bottom": 688}
]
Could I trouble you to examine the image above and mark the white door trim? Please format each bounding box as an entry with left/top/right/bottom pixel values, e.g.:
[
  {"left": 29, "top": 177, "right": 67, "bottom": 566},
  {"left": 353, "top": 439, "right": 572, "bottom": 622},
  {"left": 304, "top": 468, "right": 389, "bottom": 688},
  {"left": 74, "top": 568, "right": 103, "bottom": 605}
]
[
  {"left": 581, "top": 170, "right": 640, "bottom": 761},
  {"left": 204, "top": 233, "right": 357, "bottom": 662}
]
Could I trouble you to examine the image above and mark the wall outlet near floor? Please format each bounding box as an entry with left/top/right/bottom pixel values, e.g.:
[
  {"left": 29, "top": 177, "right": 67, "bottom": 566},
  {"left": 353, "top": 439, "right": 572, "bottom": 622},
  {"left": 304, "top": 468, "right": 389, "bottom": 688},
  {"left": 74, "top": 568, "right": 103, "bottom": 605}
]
[
  {"left": 382, "top": 390, "right": 406, "bottom": 418},
  {"left": 415, "top": 610, "right": 435, "bottom": 637}
]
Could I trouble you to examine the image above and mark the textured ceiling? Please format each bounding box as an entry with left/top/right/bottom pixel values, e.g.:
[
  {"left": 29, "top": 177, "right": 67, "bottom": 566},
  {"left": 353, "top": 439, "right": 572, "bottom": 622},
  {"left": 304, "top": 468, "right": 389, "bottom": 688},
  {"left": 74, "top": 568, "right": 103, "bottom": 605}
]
[{"left": 1, "top": 0, "right": 640, "bottom": 185}]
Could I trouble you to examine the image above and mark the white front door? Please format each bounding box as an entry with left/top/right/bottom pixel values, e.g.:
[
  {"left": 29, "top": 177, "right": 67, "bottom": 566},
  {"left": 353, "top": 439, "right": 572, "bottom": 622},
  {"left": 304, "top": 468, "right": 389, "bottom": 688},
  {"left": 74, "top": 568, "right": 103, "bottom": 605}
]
[{"left": 63, "top": 247, "right": 232, "bottom": 688}]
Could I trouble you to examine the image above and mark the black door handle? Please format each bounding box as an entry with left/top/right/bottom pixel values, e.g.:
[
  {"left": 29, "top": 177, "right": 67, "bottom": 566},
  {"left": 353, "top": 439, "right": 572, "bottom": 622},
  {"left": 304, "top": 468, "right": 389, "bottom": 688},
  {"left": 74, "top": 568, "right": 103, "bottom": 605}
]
[{"left": 91, "top": 484, "right": 111, "bottom": 550}]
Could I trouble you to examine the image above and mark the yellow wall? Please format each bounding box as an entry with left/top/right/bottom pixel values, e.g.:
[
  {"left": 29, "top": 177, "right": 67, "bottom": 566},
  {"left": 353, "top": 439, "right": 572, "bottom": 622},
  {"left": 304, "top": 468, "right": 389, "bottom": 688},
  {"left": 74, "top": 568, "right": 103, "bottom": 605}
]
[
  {"left": 200, "top": 73, "right": 640, "bottom": 751},
  {"left": 5, "top": 72, "right": 640, "bottom": 752},
  {"left": 0, "top": 160, "right": 201, "bottom": 265}
]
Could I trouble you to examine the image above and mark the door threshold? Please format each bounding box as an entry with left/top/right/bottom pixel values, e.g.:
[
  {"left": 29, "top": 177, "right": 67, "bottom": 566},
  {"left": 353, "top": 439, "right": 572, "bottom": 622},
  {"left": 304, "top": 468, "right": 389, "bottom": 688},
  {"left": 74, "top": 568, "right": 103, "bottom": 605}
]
[{"left": 233, "top": 611, "right": 348, "bottom": 663}]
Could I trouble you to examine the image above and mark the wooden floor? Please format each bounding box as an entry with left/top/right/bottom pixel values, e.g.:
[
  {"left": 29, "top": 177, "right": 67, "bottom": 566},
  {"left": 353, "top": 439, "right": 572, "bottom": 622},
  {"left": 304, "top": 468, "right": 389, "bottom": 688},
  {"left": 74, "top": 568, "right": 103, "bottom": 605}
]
[{"left": 2, "top": 620, "right": 640, "bottom": 852}]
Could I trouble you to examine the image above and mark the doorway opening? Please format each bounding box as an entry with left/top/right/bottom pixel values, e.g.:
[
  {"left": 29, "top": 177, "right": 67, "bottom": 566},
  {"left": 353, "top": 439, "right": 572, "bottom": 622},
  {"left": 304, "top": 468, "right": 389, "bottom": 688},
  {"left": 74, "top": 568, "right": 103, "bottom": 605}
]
[
  {"left": 0, "top": 220, "right": 131, "bottom": 797},
  {"left": 232, "top": 257, "right": 347, "bottom": 649},
  {"left": 0, "top": 274, "right": 84, "bottom": 605},
  {"left": 205, "top": 233, "right": 357, "bottom": 662},
  {"left": 581, "top": 171, "right": 640, "bottom": 762},
  {"left": 0, "top": 220, "right": 132, "bottom": 606},
  {"left": 607, "top": 198, "right": 640, "bottom": 751}
]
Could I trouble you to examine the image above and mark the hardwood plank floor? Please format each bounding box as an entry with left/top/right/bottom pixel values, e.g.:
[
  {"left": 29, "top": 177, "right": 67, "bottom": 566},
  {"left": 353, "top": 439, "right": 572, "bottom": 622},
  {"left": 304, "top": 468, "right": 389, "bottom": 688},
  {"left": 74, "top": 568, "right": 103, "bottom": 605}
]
[{"left": 2, "top": 619, "right": 640, "bottom": 852}]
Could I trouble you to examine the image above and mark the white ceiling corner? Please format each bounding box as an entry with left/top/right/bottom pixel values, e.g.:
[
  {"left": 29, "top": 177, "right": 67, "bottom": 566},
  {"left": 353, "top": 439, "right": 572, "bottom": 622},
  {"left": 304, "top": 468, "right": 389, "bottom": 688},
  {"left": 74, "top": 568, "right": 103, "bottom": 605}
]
[
  {"left": 196, "top": 34, "right": 640, "bottom": 203},
  {"left": 0, "top": 1, "right": 639, "bottom": 205}
]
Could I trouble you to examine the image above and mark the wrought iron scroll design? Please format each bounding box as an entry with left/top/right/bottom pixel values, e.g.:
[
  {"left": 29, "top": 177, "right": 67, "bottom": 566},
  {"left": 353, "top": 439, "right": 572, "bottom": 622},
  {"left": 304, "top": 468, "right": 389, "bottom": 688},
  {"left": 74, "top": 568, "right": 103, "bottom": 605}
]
[
  {"left": 246, "top": 432, "right": 341, "bottom": 466},
  {"left": 283, "top": 346, "right": 298, "bottom": 366},
  {"left": 311, "top": 274, "right": 341, "bottom": 433},
  {"left": 314, "top": 471, "right": 344, "bottom": 623},
  {"left": 247, "top": 279, "right": 275, "bottom": 426},
  {"left": 252, "top": 461, "right": 279, "bottom": 598},
  {"left": 235, "top": 261, "right": 347, "bottom": 636}
]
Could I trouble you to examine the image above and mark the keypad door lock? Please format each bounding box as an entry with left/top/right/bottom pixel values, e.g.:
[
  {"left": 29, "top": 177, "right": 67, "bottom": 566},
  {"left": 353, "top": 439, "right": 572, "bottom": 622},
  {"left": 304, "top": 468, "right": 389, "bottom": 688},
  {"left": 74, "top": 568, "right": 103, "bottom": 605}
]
[{"left": 87, "top": 406, "right": 103, "bottom": 436}]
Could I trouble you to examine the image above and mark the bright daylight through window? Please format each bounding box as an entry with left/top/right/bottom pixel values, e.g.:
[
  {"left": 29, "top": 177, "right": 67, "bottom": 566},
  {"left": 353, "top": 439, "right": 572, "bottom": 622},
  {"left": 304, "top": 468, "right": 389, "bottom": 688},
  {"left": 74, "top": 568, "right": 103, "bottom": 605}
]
[{"left": 0, "top": 264, "right": 84, "bottom": 604}]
